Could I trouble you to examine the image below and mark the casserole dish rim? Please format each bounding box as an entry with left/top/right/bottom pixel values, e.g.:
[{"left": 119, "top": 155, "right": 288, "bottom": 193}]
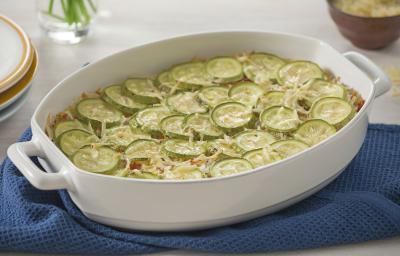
[{"left": 30, "top": 30, "right": 376, "bottom": 184}]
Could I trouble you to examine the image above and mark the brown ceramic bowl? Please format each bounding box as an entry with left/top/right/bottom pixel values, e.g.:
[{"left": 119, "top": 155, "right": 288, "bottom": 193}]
[{"left": 327, "top": 0, "right": 400, "bottom": 49}]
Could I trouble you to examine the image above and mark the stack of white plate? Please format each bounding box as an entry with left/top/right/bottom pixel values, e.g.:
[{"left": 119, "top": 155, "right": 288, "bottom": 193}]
[{"left": 0, "top": 15, "right": 38, "bottom": 122}]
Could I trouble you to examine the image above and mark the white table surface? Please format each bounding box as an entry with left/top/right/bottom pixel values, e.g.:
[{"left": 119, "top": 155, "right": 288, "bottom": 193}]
[{"left": 1, "top": 0, "right": 399, "bottom": 255}]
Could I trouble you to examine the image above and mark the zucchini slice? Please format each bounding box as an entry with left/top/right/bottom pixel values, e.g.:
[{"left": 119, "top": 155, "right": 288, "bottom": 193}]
[
  {"left": 124, "top": 78, "right": 161, "bottom": 104},
  {"left": 72, "top": 145, "right": 120, "bottom": 173},
  {"left": 160, "top": 115, "right": 192, "bottom": 139},
  {"left": 166, "top": 165, "right": 204, "bottom": 180},
  {"left": 211, "top": 102, "right": 253, "bottom": 130},
  {"left": 303, "top": 79, "right": 346, "bottom": 107},
  {"left": 156, "top": 71, "right": 197, "bottom": 91},
  {"left": 256, "top": 91, "right": 285, "bottom": 112},
  {"left": 103, "top": 84, "right": 146, "bottom": 113},
  {"left": 57, "top": 129, "right": 99, "bottom": 156},
  {"left": 135, "top": 106, "right": 173, "bottom": 135},
  {"left": 206, "top": 57, "right": 243, "bottom": 83},
  {"left": 207, "top": 140, "right": 242, "bottom": 158},
  {"left": 166, "top": 92, "right": 207, "bottom": 115},
  {"left": 128, "top": 171, "right": 162, "bottom": 180},
  {"left": 242, "top": 53, "right": 286, "bottom": 84},
  {"left": 198, "top": 86, "right": 229, "bottom": 107},
  {"left": 294, "top": 119, "right": 336, "bottom": 146},
  {"left": 163, "top": 139, "right": 206, "bottom": 159},
  {"left": 171, "top": 62, "right": 215, "bottom": 87},
  {"left": 242, "top": 148, "right": 282, "bottom": 168},
  {"left": 271, "top": 139, "right": 309, "bottom": 158},
  {"left": 125, "top": 139, "right": 160, "bottom": 160},
  {"left": 277, "top": 61, "right": 324, "bottom": 86},
  {"left": 103, "top": 125, "right": 150, "bottom": 148},
  {"left": 184, "top": 113, "right": 223, "bottom": 140},
  {"left": 228, "top": 82, "right": 264, "bottom": 107},
  {"left": 310, "top": 97, "right": 354, "bottom": 128},
  {"left": 210, "top": 158, "right": 253, "bottom": 177},
  {"left": 233, "top": 130, "right": 276, "bottom": 152},
  {"left": 76, "top": 98, "right": 123, "bottom": 127},
  {"left": 54, "top": 120, "right": 85, "bottom": 138},
  {"left": 260, "top": 106, "right": 300, "bottom": 132}
]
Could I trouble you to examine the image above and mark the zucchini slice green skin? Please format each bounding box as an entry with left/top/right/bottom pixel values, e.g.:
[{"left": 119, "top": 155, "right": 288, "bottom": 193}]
[
  {"left": 233, "top": 130, "right": 276, "bottom": 152},
  {"left": 228, "top": 82, "right": 264, "bottom": 107},
  {"left": 184, "top": 113, "right": 223, "bottom": 140},
  {"left": 277, "top": 61, "right": 324, "bottom": 87},
  {"left": 303, "top": 79, "right": 346, "bottom": 107},
  {"left": 171, "top": 62, "right": 215, "bottom": 87},
  {"left": 260, "top": 106, "right": 300, "bottom": 133},
  {"left": 310, "top": 97, "right": 355, "bottom": 128},
  {"left": 160, "top": 115, "right": 192, "bottom": 139},
  {"left": 103, "top": 84, "right": 147, "bottom": 113},
  {"left": 57, "top": 129, "right": 99, "bottom": 157},
  {"left": 243, "top": 148, "right": 282, "bottom": 168},
  {"left": 211, "top": 102, "right": 254, "bottom": 130},
  {"left": 123, "top": 78, "right": 161, "bottom": 104},
  {"left": 72, "top": 145, "right": 120, "bottom": 173},
  {"left": 206, "top": 57, "right": 243, "bottom": 83},
  {"left": 210, "top": 157, "right": 253, "bottom": 177},
  {"left": 271, "top": 139, "right": 309, "bottom": 158},
  {"left": 54, "top": 120, "right": 86, "bottom": 138},
  {"left": 242, "top": 53, "right": 286, "bottom": 84},
  {"left": 166, "top": 92, "right": 207, "bottom": 115},
  {"left": 76, "top": 98, "right": 123, "bottom": 128},
  {"left": 162, "top": 139, "right": 206, "bottom": 159},
  {"left": 294, "top": 119, "right": 336, "bottom": 146},
  {"left": 125, "top": 139, "right": 161, "bottom": 160}
]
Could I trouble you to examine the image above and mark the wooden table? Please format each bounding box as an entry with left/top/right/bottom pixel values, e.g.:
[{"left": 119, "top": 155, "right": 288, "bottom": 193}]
[{"left": 1, "top": 0, "right": 399, "bottom": 255}]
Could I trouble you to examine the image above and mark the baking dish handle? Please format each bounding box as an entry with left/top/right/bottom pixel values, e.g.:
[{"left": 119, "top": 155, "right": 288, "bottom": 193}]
[
  {"left": 343, "top": 51, "right": 391, "bottom": 98},
  {"left": 7, "top": 140, "right": 74, "bottom": 191}
]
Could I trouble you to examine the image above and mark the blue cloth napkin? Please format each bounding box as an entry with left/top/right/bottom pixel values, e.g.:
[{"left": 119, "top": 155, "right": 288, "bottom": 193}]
[{"left": 1, "top": 124, "right": 400, "bottom": 254}]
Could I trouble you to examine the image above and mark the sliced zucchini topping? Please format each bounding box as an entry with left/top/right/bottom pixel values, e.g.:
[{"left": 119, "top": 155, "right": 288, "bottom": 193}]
[
  {"left": 260, "top": 106, "right": 300, "bottom": 132},
  {"left": 166, "top": 92, "right": 207, "bottom": 114},
  {"left": 58, "top": 129, "right": 99, "bottom": 156},
  {"left": 54, "top": 120, "right": 85, "bottom": 138},
  {"left": 184, "top": 113, "right": 223, "bottom": 139},
  {"left": 310, "top": 97, "right": 354, "bottom": 128},
  {"left": 135, "top": 106, "right": 173, "bottom": 134},
  {"left": 293, "top": 119, "right": 336, "bottom": 146},
  {"left": 256, "top": 91, "right": 285, "bottom": 112},
  {"left": 124, "top": 78, "right": 161, "bottom": 104},
  {"left": 166, "top": 165, "right": 203, "bottom": 180},
  {"left": 198, "top": 86, "right": 229, "bottom": 107},
  {"left": 125, "top": 139, "right": 160, "bottom": 160},
  {"left": 103, "top": 125, "right": 150, "bottom": 148},
  {"left": 160, "top": 115, "right": 192, "bottom": 139},
  {"left": 210, "top": 158, "right": 253, "bottom": 177},
  {"left": 211, "top": 102, "right": 253, "bottom": 130},
  {"left": 303, "top": 79, "right": 346, "bottom": 106},
  {"left": 76, "top": 98, "right": 123, "bottom": 127},
  {"left": 271, "top": 140, "right": 309, "bottom": 158},
  {"left": 228, "top": 82, "right": 264, "bottom": 107},
  {"left": 72, "top": 145, "right": 120, "bottom": 173},
  {"left": 206, "top": 57, "right": 243, "bottom": 83},
  {"left": 277, "top": 61, "right": 324, "bottom": 86},
  {"left": 243, "top": 148, "right": 282, "bottom": 168},
  {"left": 49, "top": 52, "right": 363, "bottom": 180},
  {"left": 242, "top": 53, "right": 286, "bottom": 84},
  {"left": 171, "top": 62, "right": 214, "bottom": 87},
  {"left": 103, "top": 85, "right": 146, "bottom": 113},
  {"left": 234, "top": 130, "right": 276, "bottom": 152},
  {"left": 163, "top": 139, "right": 206, "bottom": 159}
]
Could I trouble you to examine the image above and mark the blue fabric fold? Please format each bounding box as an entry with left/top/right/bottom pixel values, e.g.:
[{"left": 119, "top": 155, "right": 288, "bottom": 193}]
[{"left": 1, "top": 124, "right": 400, "bottom": 254}]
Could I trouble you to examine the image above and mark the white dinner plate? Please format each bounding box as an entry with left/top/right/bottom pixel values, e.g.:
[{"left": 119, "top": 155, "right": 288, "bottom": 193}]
[{"left": 0, "top": 15, "right": 33, "bottom": 93}]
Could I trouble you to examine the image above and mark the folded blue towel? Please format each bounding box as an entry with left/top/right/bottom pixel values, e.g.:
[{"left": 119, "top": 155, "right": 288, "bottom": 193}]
[{"left": 1, "top": 124, "right": 400, "bottom": 254}]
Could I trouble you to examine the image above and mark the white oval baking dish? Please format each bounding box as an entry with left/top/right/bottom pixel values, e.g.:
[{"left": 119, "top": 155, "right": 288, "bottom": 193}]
[{"left": 8, "top": 31, "right": 391, "bottom": 231}]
